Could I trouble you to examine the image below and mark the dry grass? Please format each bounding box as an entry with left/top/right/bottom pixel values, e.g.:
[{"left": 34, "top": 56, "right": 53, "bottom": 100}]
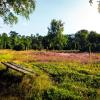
[
  {"left": 0, "top": 49, "right": 100, "bottom": 99},
  {"left": 0, "top": 49, "right": 99, "bottom": 63}
]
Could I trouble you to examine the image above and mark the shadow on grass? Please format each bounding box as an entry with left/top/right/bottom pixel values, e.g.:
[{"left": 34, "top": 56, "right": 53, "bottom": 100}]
[{"left": 0, "top": 69, "right": 23, "bottom": 99}]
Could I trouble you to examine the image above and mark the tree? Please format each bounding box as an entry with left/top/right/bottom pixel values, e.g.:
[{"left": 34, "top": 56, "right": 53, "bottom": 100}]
[
  {"left": 0, "top": 0, "right": 35, "bottom": 25},
  {"left": 9, "top": 31, "right": 20, "bottom": 49},
  {"left": 25, "top": 36, "right": 32, "bottom": 50},
  {"left": 1, "top": 33, "right": 8, "bottom": 49},
  {"left": 47, "top": 19, "right": 67, "bottom": 50},
  {"left": 75, "top": 30, "right": 89, "bottom": 51},
  {"left": 31, "top": 34, "right": 43, "bottom": 50},
  {"left": 20, "top": 35, "right": 27, "bottom": 50},
  {"left": 89, "top": 0, "right": 100, "bottom": 12},
  {"left": 88, "top": 31, "right": 100, "bottom": 52},
  {"left": 65, "top": 34, "right": 76, "bottom": 50},
  {"left": 89, "top": 0, "right": 93, "bottom": 5},
  {"left": 0, "top": 0, "right": 98, "bottom": 25}
]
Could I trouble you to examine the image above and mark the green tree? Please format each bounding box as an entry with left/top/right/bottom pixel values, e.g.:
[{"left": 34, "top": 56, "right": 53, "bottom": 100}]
[
  {"left": 1, "top": 33, "right": 7, "bottom": 49},
  {"left": 31, "top": 34, "right": 43, "bottom": 50},
  {"left": 88, "top": 31, "right": 100, "bottom": 52},
  {"left": 47, "top": 19, "right": 67, "bottom": 50},
  {"left": 0, "top": 0, "right": 35, "bottom": 25},
  {"left": 42, "top": 36, "right": 50, "bottom": 50},
  {"left": 75, "top": 30, "right": 89, "bottom": 51},
  {"left": 20, "top": 35, "right": 27, "bottom": 50},
  {"left": 9, "top": 31, "right": 20, "bottom": 49},
  {"left": 1, "top": 33, "right": 10, "bottom": 49},
  {"left": 25, "top": 36, "right": 32, "bottom": 50},
  {"left": 65, "top": 34, "right": 76, "bottom": 50},
  {"left": 0, "top": 34, "right": 2, "bottom": 49}
]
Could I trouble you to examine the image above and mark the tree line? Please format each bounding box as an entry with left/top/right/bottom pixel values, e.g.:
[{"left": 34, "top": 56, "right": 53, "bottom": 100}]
[{"left": 0, "top": 19, "right": 100, "bottom": 52}]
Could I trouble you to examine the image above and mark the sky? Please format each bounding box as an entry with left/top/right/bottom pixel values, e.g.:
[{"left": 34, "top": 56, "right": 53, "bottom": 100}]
[{"left": 0, "top": 0, "right": 100, "bottom": 36}]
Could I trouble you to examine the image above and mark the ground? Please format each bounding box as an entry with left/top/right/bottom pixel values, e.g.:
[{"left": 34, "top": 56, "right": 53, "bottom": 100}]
[{"left": 0, "top": 50, "right": 100, "bottom": 100}]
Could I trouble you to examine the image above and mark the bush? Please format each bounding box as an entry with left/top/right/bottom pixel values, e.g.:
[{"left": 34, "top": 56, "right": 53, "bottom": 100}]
[{"left": 43, "top": 87, "right": 82, "bottom": 100}]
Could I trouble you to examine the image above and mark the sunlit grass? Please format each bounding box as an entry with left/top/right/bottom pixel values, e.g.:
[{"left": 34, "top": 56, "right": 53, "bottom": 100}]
[{"left": 0, "top": 50, "right": 99, "bottom": 99}]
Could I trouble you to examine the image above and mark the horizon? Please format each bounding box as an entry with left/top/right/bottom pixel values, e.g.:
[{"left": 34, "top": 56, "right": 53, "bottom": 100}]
[{"left": 0, "top": 0, "right": 100, "bottom": 35}]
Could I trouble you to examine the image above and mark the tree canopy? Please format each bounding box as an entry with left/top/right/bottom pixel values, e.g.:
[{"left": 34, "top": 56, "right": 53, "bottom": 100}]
[
  {"left": 47, "top": 19, "right": 67, "bottom": 50},
  {"left": 0, "top": 1, "right": 99, "bottom": 25},
  {"left": 0, "top": 18, "right": 99, "bottom": 52},
  {"left": 0, "top": 0, "right": 35, "bottom": 25},
  {"left": 0, "top": 29, "right": 99, "bottom": 52}
]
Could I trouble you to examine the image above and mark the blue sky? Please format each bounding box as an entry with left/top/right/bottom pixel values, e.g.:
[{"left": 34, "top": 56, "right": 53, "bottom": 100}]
[{"left": 0, "top": 0, "right": 100, "bottom": 35}]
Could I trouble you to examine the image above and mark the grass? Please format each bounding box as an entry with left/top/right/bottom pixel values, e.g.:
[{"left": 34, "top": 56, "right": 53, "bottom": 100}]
[{"left": 0, "top": 50, "right": 100, "bottom": 100}]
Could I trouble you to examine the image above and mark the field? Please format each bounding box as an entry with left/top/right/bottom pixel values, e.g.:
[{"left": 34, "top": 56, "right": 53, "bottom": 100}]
[{"left": 0, "top": 50, "right": 100, "bottom": 100}]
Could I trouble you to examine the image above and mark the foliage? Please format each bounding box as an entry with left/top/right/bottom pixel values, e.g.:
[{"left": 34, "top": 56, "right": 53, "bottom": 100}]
[
  {"left": 0, "top": 28, "right": 100, "bottom": 52},
  {"left": 0, "top": 50, "right": 100, "bottom": 99},
  {"left": 0, "top": 18, "right": 100, "bottom": 52},
  {"left": 75, "top": 30, "right": 89, "bottom": 51},
  {"left": 88, "top": 31, "right": 100, "bottom": 52},
  {"left": 65, "top": 30, "right": 100, "bottom": 52},
  {"left": 0, "top": 1, "right": 99, "bottom": 25},
  {"left": 0, "top": 0, "right": 35, "bottom": 25},
  {"left": 47, "top": 19, "right": 67, "bottom": 50}
]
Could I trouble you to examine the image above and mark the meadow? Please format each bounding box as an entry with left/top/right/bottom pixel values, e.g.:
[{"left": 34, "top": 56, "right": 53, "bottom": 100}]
[{"left": 0, "top": 50, "right": 100, "bottom": 100}]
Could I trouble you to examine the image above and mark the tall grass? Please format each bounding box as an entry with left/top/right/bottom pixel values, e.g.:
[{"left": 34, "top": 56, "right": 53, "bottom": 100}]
[{"left": 0, "top": 50, "right": 99, "bottom": 99}]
